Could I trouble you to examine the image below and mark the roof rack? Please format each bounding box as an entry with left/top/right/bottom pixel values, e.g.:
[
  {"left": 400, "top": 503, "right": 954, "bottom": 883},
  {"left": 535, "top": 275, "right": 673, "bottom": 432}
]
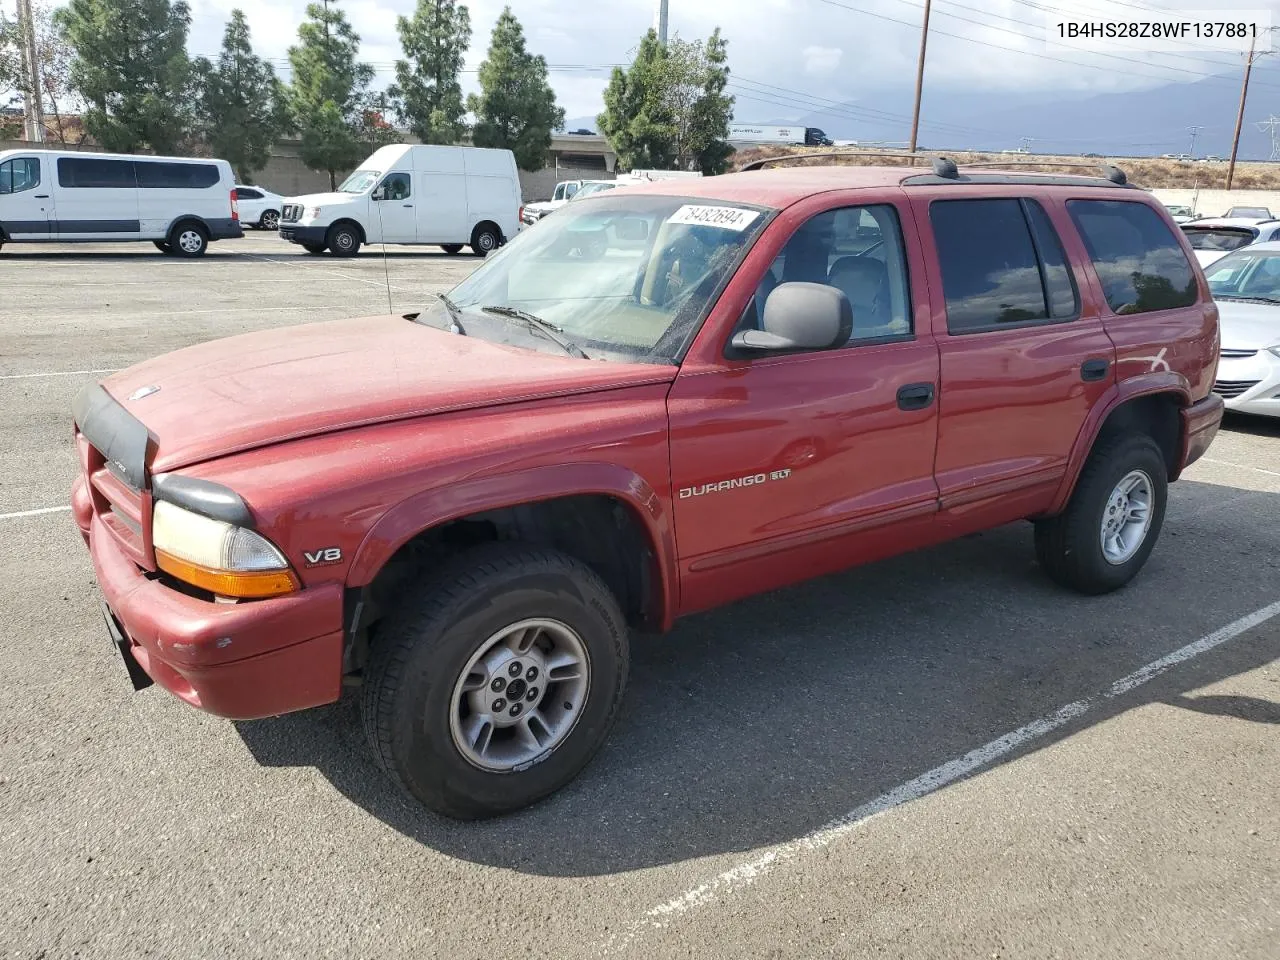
[
  {"left": 925, "top": 156, "right": 1129, "bottom": 185},
  {"left": 739, "top": 150, "right": 935, "bottom": 172}
]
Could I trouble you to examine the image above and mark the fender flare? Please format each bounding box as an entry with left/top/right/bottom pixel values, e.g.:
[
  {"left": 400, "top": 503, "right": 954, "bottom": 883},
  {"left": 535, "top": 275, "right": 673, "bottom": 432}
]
[
  {"left": 164, "top": 215, "right": 211, "bottom": 238},
  {"left": 1046, "top": 371, "right": 1191, "bottom": 515},
  {"left": 345, "top": 461, "right": 680, "bottom": 630}
]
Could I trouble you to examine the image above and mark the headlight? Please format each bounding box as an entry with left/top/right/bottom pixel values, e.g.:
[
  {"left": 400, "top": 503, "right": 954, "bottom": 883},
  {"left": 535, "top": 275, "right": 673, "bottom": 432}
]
[
  {"left": 306, "top": 207, "right": 322, "bottom": 219},
  {"left": 152, "top": 500, "right": 299, "bottom": 599}
]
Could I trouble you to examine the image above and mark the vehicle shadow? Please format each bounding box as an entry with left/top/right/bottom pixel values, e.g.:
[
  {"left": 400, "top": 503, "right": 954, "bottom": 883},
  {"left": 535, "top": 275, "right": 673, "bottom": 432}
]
[
  {"left": 1221, "top": 411, "right": 1280, "bottom": 439},
  {"left": 234, "top": 478, "right": 1280, "bottom": 877}
]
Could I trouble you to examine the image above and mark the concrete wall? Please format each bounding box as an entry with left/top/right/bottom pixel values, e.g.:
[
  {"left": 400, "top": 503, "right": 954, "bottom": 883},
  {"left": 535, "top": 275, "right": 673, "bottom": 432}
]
[
  {"left": 1150, "top": 188, "right": 1280, "bottom": 219},
  {"left": 1, "top": 139, "right": 608, "bottom": 203}
]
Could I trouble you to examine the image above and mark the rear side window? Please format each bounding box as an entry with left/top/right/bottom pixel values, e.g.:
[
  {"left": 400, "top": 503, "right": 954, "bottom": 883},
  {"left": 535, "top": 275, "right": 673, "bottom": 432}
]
[
  {"left": 930, "top": 198, "right": 1079, "bottom": 333},
  {"left": 58, "top": 157, "right": 136, "bottom": 188},
  {"left": 235, "top": 187, "right": 263, "bottom": 199},
  {"left": 1067, "top": 200, "right": 1198, "bottom": 314},
  {"left": 135, "top": 161, "right": 220, "bottom": 189}
]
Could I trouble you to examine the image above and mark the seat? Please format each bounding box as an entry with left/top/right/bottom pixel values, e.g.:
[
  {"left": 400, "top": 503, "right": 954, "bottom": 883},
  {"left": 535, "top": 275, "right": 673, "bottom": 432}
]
[{"left": 827, "top": 256, "right": 893, "bottom": 338}]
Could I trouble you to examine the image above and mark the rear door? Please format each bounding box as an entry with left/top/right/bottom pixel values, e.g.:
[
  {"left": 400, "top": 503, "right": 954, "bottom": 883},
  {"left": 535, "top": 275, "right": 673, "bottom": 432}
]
[
  {"left": 1065, "top": 198, "right": 1216, "bottom": 401},
  {"left": 915, "top": 193, "right": 1116, "bottom": 525},
  {"left": 55, "top": 156, "right": 140, "bottom": 239},
  {"left": 0, "top": 155, "right": 53, "bottom": 239}
]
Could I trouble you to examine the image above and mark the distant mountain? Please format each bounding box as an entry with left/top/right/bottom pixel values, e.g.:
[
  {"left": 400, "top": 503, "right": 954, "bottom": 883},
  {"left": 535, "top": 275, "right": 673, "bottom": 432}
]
[{"left": 775, "top": 69, "right": 1280, "bottom": 160}]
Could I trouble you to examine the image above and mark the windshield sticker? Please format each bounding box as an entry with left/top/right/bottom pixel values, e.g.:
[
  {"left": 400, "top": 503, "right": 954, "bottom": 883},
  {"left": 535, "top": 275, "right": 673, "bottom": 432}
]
[{"left": 667, "top": 205, "right": 761, "bottom": 231}]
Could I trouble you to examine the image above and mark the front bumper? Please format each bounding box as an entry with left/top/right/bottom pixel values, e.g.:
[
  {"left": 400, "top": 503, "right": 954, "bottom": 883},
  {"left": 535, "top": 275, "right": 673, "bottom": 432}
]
[
  {"left": 74, "top": 476, "right": 345, "bottom": 720},
  {"left": 279, "top": 224, "right": 328, "bottom": 245},
  {"left": 1178, "top": 393, "right": 1224, "bottom": 476},
  {"left": 1213, "top": 350, "right": 1280, "bottom": 418}
]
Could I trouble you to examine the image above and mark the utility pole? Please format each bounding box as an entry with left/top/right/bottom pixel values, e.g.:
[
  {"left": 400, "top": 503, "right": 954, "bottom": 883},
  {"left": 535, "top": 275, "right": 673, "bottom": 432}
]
[
  {"left": 1227, "top": 31, "right": 1271, "bottom": 190},
  {"left": 1187, "top": 125, "right": 1202, "bottom": 159},
  {"left": 1258, "top": 116, "right": 1280, "bottom": 161},
  {"left": 907, "top": 0, "right": 932, "bottom": 158},
  {"left": 16, "top": 0, "right": 46, "bottom": 142},
  {"left": 653, "top": 0, "right": 668, "bottom": 47}
]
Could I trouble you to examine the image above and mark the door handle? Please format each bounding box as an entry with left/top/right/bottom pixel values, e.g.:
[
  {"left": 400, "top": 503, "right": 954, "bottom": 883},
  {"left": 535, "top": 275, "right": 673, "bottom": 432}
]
[
  {"left": 34, "top": 194, "right": 49, "bottom": 198},
  {"left": 1081, "top": 358, "right": 1110, "bottom": 382},
  {"left": 897, "top": 382, "right": 935, "bottom": 411},
  {"left": 403, "top": 204, "right": 413, "bottom": 208}
]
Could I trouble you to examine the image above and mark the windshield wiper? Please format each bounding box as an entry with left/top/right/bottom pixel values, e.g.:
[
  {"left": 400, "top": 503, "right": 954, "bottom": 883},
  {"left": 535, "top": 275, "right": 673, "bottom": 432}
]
[
  {"left": 438, "top": 293, "right": 467, "bottom": 335},
  {"left": 1217, "top": 294, "right": 1280, "bottom": 304},
  {"left": 479, "top": 305, "right": 589, "bottom": 359}
]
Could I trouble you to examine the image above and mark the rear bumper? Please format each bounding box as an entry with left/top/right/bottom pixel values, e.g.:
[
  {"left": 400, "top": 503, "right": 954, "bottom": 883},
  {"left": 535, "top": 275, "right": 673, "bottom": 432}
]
[
  {"left": 76, "top": 478, "right": 345, "bottom": 720},
  {"left": 280, "top": 225, "right": 327, "bottom": 245},
  {"left": 1178, "top": 393, "right": 1225, "bottom": 476},
  {"left": 207, "top": 218, "right": 244, "bottom": 241}
]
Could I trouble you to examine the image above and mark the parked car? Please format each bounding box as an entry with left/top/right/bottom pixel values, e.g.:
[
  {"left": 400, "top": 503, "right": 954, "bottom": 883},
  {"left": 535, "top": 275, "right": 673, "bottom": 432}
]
[
  {"left": 1179, "top": 217, "right": 1280, "bottom": 267},
  {"left": 1224, "top": 205, "right": 1273, "bottom": 219},
  {"left": 278, "top": 143, "right": 520, "bottom": 257},
  {"left": 0, "top": 148, "right": 242, "bottom": 256},
  {"left": 1202, "top": 242, "right": 1280, "bottom": 417},
  {"left": 1163, "top": 203, "right": 1196, "bottom": 224},
  {"left": 72, "top": 158, "right": 1223, "bottom": 819},
  {"left": 234, "top": 184, "right": 285, "bottom": 231},
  {"left": 521, "top": 179, "right": 586, "bottom": 225}
]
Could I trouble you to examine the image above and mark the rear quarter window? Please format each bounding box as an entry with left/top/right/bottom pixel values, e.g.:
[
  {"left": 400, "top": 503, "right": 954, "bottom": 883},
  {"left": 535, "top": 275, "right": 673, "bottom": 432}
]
[
  {"left": 1067, "top": 200, "right": 1198, "bottom": 315},
  {"left": 135, "top": 162, "right": 221, "bottom": 189}
]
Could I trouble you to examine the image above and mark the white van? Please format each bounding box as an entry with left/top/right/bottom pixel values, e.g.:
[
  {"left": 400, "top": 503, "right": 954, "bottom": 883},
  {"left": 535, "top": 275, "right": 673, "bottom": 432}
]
[
  {"left": 278, "top": 144, "right": 521, "bottom": 257},
  {"left": 0, "top": 148, "right": 242, "bottom": 256}
]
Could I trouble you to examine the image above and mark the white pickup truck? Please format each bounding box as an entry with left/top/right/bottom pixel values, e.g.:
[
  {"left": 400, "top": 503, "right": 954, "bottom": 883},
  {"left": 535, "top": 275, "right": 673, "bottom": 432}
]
[{"left": 520, "top": 170, "right": 704, "bottom": 226}]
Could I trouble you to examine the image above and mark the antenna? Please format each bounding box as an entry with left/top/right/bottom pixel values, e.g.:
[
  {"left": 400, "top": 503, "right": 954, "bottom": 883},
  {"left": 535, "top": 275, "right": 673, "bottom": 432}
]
[{"left": 373, "top": 188, "right": 393, "bottom": 315}]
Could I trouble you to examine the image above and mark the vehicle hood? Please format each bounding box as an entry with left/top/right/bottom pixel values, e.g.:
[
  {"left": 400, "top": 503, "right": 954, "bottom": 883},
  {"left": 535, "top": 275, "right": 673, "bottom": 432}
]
[
  {"left": 284, "top": 191, "right": 358, "bottom": 207},
  {"left": 101, "top": 315, "right": 676, "bottom": 473},
  {"left": 1216, "top": 300, "right": 1280, "bottom": 350}
]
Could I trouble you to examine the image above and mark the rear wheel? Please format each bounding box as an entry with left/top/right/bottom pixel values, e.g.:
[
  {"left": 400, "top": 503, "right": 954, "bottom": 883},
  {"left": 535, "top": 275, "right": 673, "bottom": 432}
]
[
  {"left": 259, "top": 210, "right": 280, "bottom": 231},
  {"left": 1034, "top": 433, "right": 1168, "bottom": 595},
  {"left": 470, "top": 223, "right": 501, "bottom": 257},
  {"left": 168, "top": 221, "right": 208, "bottom": 257},
  {"left": 327, "top": 222, "right": 361, "bottom": 257},
  {"left": 441, "top": 244, "right": 463, "bottom": 255},
  {"left": 361, "top": 545, "right": 629, "bottom": 819}
]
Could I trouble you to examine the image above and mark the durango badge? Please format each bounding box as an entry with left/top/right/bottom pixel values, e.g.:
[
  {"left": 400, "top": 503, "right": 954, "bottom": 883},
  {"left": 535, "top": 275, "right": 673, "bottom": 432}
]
[{"left": 303, "top": 547, "right": 343, "bottom": 566}]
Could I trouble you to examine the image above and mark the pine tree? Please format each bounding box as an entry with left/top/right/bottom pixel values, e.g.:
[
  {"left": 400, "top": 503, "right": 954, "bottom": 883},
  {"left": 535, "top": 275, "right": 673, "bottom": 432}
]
[
  {"left": 287, "top": 0, "right": 376, "bottom": 189},
  {"left": 55, "top": 0, "right": 193, "bottom": 153},
  {"left": 194, "top": 10, "right": 284, "bottom": 182},
  {"left": 390, "top": 0, "right": 470, "bottom": 144},
  {"left": 467, "top": 7, "right": 564, "bottom": 171},
  {"left": 599, "top": 28, "right": 735, "bottom": 175}
]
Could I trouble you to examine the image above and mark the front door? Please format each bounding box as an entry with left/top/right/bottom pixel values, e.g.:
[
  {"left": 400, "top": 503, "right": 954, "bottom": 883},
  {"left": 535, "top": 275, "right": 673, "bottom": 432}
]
[
  {"left": 0, "top": 156, "right": 53, "bottom": 239},
  {"left": 668, "top": 199, "right": 941, "bottom": 614},
  {"left": 371, "top": 172, "right": 417, "bottom": 243},
  {"left": 915, "top": 194, "right": 1117, "bottom": 526}
]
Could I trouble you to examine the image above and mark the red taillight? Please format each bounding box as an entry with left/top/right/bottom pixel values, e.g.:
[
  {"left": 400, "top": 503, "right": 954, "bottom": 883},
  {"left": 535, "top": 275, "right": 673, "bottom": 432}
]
[
  {"left": 230, "top": 190, "right": 240, "bottom": 221},
  {"left": 518, "top": 206, "right": 523, "bottom": 223}
]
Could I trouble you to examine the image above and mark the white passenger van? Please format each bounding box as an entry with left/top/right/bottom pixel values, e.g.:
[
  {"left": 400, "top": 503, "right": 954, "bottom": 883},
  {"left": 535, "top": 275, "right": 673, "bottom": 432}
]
[
  {"left": 278, "top": 144, "right": 521, "bottom": 257},
  {"left": 0, "top": 148, "right": 242, "bottom": 256}
]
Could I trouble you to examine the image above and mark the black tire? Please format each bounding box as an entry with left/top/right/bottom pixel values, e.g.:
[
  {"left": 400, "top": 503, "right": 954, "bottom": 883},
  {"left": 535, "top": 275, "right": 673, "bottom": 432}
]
[
  {"left": 441, "top": 243, "right": 464, "bottom": 255},
  {"left": 302, "top": 243, "right": 326, "bottom": 255},
  {"left": 259, "top": 210, "right": 280, "bottom": 231},
  {"left": 327, "top": 222, "right": 361, "bottom": 257},
  {"left": 361, "top": 544, "right": 629, "bottom": 820},
  {"left": 168, "top": 221, "right": 208, "bottom": 257},
  {"left": 153, "top": 240, "right": 172, "bottom": 253},
  {"left": 1034, "top": 433, "right": 1168, "bottom": 595},
  {"left": 470, "top": 222, "right": 501, "bottom": 257}
]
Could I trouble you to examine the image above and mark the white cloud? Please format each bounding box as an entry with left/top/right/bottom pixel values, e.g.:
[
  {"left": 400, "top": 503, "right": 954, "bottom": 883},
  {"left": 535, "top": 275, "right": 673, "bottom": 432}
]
[{"left": 802, "top": 46, "right": 842, "bottom": 76}]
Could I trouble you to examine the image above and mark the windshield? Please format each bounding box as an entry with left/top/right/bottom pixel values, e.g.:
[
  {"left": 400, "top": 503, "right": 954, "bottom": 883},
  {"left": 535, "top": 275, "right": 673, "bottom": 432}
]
[
  {"left": 1182, "top": 227, "right": 1257, "bottom": 251},
  {"left": 573, "top": 182, "right": 617, "bottom": 200},
  {"left": 1227, "top": 207, "right": 1270, "bottom": 218},
  {"left": 441, "top": 195, "right": 771, "bottom": 363},
  {"left": 338, "top": 170, "right": 381, "bottom": 194},
  {"left": 1165, "top": 206, "right": 1192, "bottom": 217},
  {"left": 1205, "top": 250, "right": 1280, "bottom": 301}
]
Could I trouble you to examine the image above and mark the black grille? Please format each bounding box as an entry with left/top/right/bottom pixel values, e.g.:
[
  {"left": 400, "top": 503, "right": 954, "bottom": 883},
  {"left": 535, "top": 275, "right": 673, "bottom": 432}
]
[
  {"left": 1220, "top": 348, "right": 1257, "bottom": 359},
  {"left": 1212, "top": 379, "right": 1261, "bottom": 399},
  {"left": 281, "top": 203, "right": 302, "bottom": 223}
]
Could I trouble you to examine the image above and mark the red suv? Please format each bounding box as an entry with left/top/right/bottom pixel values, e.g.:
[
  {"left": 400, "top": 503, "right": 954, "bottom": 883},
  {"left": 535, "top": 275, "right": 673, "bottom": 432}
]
[{"left": 72, "top": 157, "right": 1223, "bottom": 819}]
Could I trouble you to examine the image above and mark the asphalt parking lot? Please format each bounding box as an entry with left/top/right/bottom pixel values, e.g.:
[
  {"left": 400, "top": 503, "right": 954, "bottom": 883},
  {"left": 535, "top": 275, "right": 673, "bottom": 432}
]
[{"left": 2, "top": 234, "right": 1278, "bottom": 959}]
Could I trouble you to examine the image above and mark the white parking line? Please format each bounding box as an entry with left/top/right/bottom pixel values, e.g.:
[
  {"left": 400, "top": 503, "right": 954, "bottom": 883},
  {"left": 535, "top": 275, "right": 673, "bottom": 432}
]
[
  {"left": 599, "top": 597, "right": 1280, "bottom": 956},
  {"left": 242, "top": 253, "right": 416, "bottom": 292},
  {"left": 0, "top": 369, "right": 121, "bottom": 381},
  {"left": 1201, "top": 457, "right": 1280, "bottom": 479},
  {"left": 0, "top": 505, "right": 71, "bottom": 520}
]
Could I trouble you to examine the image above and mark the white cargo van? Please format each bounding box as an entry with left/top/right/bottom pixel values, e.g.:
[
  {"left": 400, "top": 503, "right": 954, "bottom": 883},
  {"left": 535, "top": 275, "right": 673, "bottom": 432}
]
[
  {"left": 0, "top": 148, "right": 242, "bottom": 256},
  {"left": 278, "top": 144, "right": 521, "bottom": 257}
]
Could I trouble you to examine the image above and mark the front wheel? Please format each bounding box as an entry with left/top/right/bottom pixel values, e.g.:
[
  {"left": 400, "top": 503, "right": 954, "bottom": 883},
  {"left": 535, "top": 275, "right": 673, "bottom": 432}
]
[
  {"left": 302, "top": 243, "right": 326, "bottom": 255},
  {"left": 259, "top": 210, "right": 280, "bottom": 231},
  {"left": 327, "top": 223, "right": 361, "bottom": 257},
  {"left": 441, "top": 244, "right": 463, "bottom": 255},
  {"left": 1034, "top": 433, "right": 1168, "bottom": 595},
  {"left": 361, "top": 545, "right": 629, "bottom": 819}
]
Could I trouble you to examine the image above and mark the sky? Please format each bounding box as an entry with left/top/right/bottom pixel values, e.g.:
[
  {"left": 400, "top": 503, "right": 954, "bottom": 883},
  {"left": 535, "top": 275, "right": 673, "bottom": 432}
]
[{"left": 177, "top": 0, "right": 1280, "bottom": 132}]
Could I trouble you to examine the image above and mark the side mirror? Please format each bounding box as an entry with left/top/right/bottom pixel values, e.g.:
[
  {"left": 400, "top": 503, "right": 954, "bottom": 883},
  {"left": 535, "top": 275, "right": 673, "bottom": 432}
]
[
  {"left": 729, "top": 282, "right": 852, "bottom": 355},
  {"left": 371, "top": 185, "right": 386, "bottom": 201}
]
